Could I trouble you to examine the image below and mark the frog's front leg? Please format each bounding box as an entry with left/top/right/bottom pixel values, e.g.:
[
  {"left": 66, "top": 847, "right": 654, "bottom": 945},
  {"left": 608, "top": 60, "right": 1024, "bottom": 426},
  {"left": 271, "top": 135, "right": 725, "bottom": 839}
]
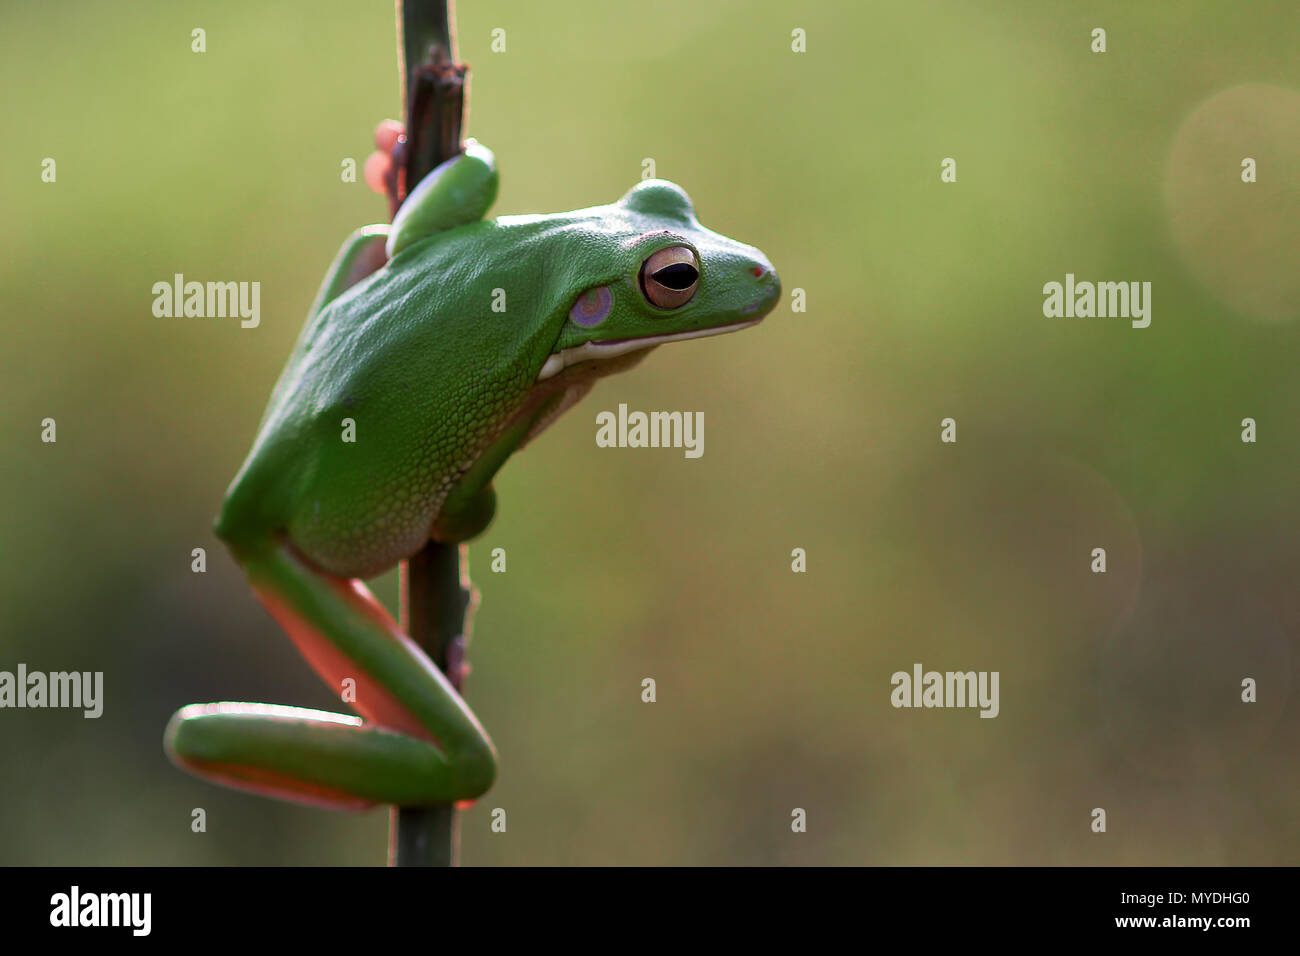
[
  {"left": 385, "top": 138, "right": 497, "bottom": 257},
  {"left": 165, "top": 538, "right": 496, "bottom": 808},
  {"left": 304, "top": 131, "right": 497, "bottom": 321},
  {"left": 306, "top": 223, "right": 390, "bottom": 319},
  {"left": 363, "top": 120, "right": 499, "bottom": 255}
]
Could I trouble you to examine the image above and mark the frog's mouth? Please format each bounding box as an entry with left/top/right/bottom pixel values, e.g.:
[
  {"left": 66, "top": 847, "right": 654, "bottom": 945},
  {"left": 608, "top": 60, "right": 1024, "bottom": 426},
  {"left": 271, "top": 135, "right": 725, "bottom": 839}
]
[{"left": 536, "top": 319, "right": 760, "bottom": 382}]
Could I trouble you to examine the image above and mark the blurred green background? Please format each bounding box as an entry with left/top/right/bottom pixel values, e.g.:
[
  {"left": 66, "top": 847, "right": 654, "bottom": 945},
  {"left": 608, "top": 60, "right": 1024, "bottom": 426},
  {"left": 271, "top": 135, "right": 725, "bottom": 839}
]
[{"left": 3, "top": 0, "right": 1298, "bottom": 865}]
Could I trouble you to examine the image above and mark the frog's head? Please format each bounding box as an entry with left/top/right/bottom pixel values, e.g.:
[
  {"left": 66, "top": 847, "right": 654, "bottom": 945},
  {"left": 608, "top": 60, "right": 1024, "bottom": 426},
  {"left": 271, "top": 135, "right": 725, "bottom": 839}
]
[{"left": 536, "top": 179, "right": 780, "bottom": 382}]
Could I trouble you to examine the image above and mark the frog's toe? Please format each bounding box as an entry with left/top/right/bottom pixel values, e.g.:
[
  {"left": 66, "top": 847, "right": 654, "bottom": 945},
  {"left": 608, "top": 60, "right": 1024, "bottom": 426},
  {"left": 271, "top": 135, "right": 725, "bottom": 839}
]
[
  {"left": 366, "top": 120, "right": 407, "bottom": 195},
  {"left": 364, "top": 150, "right": 393, "bottom": 194},
  {"left": 374, "top": 118, "right": 404, "bottom": 153}
]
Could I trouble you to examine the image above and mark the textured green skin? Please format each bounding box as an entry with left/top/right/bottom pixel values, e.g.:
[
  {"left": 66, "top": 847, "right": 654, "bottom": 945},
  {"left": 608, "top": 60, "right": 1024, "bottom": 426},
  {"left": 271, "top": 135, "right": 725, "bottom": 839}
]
[
  {"left": 219, "top": 173, "right": 779, "bottom": 573},
  {"left": 165, "top": 145, "right": 780, "bottom": 809}
]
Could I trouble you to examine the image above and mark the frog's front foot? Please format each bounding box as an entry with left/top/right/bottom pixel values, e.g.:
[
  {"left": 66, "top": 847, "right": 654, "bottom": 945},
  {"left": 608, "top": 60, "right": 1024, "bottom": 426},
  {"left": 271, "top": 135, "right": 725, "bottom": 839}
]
[{"left": 365, "top": 119, "right": 407, "bottom": 201}]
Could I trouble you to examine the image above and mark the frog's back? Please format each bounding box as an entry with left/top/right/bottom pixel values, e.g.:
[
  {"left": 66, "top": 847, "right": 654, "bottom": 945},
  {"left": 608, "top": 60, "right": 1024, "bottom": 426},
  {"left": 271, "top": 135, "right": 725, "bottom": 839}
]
[{"left": 216, "top": 215, "right": 589, "bottom": 576}]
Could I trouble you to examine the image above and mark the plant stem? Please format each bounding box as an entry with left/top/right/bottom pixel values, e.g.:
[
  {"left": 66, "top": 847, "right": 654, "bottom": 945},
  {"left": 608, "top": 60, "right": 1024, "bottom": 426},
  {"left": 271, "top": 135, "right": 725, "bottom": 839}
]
[
  {"left": 390, "top": 542, "right": 477, "bottom": 866},
  {"left": 386, "top": 0, "right": 472, "bottom": 868},
  {"left": 386, "top": 0, "right": 466, "bottom": 215}
]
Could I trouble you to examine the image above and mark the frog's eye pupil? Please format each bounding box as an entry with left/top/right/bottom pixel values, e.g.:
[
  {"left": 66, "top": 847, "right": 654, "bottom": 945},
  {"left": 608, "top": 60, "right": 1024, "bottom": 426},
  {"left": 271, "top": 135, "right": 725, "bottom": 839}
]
[
  {"left": 639, "top": 245, "right": 700, "bottom": 309},
  {"left": 652, "top": 263, "right": 698, "bottom": 290}
]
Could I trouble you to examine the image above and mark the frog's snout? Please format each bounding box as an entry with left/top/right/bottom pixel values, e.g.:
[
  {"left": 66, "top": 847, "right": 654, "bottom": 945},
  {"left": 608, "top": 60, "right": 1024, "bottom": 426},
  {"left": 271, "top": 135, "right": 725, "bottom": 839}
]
[{"left": 739, "top": 255, "right": 781, "bottom": 318}]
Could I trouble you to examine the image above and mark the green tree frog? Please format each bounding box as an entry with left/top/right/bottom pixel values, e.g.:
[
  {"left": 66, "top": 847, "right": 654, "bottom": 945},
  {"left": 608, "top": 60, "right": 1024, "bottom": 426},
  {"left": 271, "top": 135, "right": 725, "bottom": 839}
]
[{"left": 165, "top": 141, "right": 780, "bottom": 809}]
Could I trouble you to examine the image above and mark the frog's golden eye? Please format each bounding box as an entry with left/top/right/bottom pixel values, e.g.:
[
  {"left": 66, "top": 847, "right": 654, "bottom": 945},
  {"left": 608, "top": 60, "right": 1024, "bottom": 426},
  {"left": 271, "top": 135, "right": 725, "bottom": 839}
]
[{"left": 639, "top": 246, "right": 699, "bottom": 309}]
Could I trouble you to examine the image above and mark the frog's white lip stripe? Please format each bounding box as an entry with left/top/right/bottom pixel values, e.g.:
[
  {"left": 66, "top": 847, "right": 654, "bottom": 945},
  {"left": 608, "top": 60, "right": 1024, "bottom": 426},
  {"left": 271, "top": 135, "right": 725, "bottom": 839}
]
[{"left": 537, "top": 319, "right": 760, "bottom": 382}]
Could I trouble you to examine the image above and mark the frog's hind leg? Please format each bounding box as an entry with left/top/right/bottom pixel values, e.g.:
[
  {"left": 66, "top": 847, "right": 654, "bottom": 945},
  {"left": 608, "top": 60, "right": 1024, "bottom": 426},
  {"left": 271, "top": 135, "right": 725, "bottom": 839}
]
[
  {"left": 165, "top": 703, "right": 456, "bottom": 809},
  {"left": 165, "top": 540, "right": 496, "bottom": 809}
]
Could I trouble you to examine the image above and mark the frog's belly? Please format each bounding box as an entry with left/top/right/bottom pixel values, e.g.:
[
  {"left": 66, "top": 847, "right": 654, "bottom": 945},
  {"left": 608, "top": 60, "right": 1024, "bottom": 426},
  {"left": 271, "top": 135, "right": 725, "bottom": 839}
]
[{"left": 286, "top": 466, "right": 457, "bottom": 580}]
